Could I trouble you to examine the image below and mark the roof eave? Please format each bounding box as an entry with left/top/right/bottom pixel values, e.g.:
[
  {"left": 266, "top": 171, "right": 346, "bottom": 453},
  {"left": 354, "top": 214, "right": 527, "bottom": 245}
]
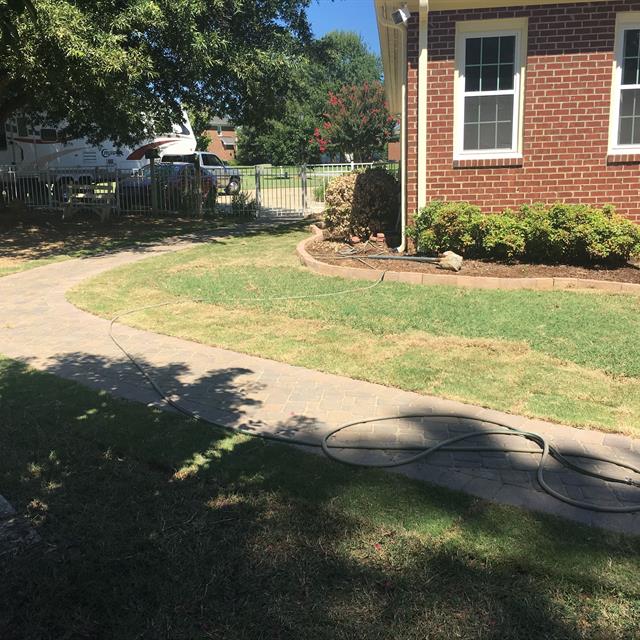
[{"left": 375, "top": 1, "right": 404, "bottom": 116}]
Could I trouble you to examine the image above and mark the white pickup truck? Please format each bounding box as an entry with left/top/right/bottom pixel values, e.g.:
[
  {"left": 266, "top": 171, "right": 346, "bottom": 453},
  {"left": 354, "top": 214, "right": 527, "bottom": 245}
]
[{"left": 160, "top": 151, "right": 241, "bottom": 195}]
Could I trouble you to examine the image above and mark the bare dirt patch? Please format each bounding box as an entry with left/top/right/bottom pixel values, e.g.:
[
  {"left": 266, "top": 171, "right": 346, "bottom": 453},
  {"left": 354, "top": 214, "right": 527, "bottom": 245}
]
[{"left": 308, "top": 238, "right": 640, "bottom": 285}]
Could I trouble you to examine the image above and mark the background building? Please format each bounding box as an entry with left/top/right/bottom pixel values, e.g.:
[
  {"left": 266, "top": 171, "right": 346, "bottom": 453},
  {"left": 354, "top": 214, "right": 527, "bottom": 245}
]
[{"left": 203, "top": 117, "right": 237, "bottom": 162}]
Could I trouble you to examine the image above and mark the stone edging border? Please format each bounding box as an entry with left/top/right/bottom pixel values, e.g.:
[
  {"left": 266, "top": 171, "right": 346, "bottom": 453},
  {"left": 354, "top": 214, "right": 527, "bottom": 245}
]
[{"left": 296, "top": 225, "right": 640, "bottom": 295}]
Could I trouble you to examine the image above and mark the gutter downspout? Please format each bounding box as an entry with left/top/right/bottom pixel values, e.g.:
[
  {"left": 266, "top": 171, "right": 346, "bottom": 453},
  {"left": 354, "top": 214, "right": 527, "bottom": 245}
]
[
  {"left": 417, "top": 0, "right": 429, "bottom": 210},
  {"left": 377, "top": 5, "right": 408, "bottom": 252}
]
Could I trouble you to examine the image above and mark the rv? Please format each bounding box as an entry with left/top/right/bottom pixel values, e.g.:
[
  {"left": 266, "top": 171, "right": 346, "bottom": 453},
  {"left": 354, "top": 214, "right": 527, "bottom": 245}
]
[
  {"left": 0, "top": 115, "right": 196, "bottom": 177},
  {"left": 0, "top": 114, "right": 197, "bottom": 205}
]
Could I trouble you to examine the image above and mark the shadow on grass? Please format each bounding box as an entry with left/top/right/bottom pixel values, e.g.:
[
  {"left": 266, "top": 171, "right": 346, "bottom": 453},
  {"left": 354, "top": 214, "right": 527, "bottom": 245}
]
[
  {"left": 0, "top": 213, "right": 310, "bottom": 265},
  {"left": 1, "top": 358, "right": 639, "bottom": 639}
]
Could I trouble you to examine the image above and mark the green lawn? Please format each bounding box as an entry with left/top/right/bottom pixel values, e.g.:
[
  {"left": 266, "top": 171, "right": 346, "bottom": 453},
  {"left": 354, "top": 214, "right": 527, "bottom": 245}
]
[
  {"left": 0, "top": 255, "right": 69, "bottom": 278},
  {"left": 1, "top": 355, "right": 639, "bottom": 639},
  {"left": 69, "top": 226, "right": 640, "bottom": 435},
  {"left": 233, "top": 164, "right": 396, "bottom": 193}
]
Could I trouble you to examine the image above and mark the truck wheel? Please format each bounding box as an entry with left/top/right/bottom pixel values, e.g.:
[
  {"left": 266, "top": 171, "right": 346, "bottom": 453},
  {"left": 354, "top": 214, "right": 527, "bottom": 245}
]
[{"left": 225, "top": 178, "right": 240, "bottom": 195}]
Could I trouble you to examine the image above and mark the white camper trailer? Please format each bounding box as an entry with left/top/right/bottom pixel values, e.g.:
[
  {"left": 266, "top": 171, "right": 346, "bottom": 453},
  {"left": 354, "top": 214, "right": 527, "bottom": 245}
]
[
  {"left": 0, "top": 115, "right": 197, "bottom": 177},
  {"left": 0, "top": 114, "right": 197, "bottom": 206}
]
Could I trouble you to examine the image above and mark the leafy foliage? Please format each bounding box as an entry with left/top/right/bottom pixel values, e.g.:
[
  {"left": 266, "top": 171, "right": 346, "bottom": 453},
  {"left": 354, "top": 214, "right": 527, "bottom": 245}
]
[
  {"left": 0, "top": 0, "right": 311, "bottom": 144},
  {"left": 408, "top": 201, "right": 640, "bottom": 265},
  {"left": 480, "top": 214, "right": 527, "bottom": 261},
  {"left": 311, "top": 82, "right": 397, "bottom": 162},
  {"left": 237, "top": 106, "right": 317, "bottom": 166},
  {"left": 408, "top": 201, "right": 484, "bottom": 256},
  {"left": 517, "top": 203, "right": 640, "bottom": 265},
  {"left": 230, "top": 191, "right": 257, "bottom": 217},
  {"left": 323, "top": 168, "right": 399, "bottom": 240},
  {"left": 237, "top": 31, "right": 382, "bottom": 165},
  {"left": 187, "top": 108, "right": 214, "bottom": 152}
]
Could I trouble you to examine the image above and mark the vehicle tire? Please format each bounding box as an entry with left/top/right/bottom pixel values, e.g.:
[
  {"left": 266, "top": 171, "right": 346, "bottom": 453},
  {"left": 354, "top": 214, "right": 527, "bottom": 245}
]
[{"left": 225, "top": 178, "right": 241, "bottom": 196}]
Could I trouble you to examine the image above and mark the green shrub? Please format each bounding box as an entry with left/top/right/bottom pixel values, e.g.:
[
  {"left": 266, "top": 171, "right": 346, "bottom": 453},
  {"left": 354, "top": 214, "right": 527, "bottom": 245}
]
[
  {"left": 516, "top": 203, "right": 569, "bottom": 263},
  {"left": 323, "top": 168, "right": 399, "bottom": 240},
  {"left": 407, "top": 201, "right": 483, "bottom": 256},
  {"left": 480, "top": 213, "right": 526, "bottom": 261},
  {"left": 516, "top": 203, "right": 640, "bottom": 265},
  {"left": 408, "top": 201, "right": 640, "bottom": 265},
  {"left": 313, "top": 181, "right": 327, "bottom": 202},
  {"left": 231, "top": 191, "right": 257, "bottom": 217}
]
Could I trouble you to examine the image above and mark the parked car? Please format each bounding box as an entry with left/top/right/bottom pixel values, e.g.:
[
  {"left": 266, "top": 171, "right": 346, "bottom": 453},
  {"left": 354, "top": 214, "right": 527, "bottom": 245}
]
[
  {"left": 161, "top": 152, "right": 241, "bottom": 195},
  {"left": 118, "top": 162, "right": 217, "bottom": 211}
]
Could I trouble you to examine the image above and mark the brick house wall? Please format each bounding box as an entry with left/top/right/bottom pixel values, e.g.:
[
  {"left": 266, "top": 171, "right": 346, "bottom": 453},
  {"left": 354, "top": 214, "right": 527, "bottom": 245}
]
[
  {"left": 204, "top": 127, "right": 237, "bottom": 162},
  {"left": 407, "top": 2, "right": 640, "bottom": 222},
  {"left": 388, "top": 140, "right": 402, "bottom": 162}
]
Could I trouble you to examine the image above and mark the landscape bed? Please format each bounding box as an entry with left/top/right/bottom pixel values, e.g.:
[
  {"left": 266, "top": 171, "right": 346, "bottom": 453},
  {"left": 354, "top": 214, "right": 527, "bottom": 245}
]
[{"left": 307, "top": 238, "right": 640, "bottom": 284}]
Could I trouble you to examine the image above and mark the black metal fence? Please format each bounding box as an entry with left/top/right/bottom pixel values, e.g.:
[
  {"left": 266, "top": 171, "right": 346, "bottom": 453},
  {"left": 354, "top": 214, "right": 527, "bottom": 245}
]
[{"left": 0, "top": 161, "right": 399, "bottom": 221}]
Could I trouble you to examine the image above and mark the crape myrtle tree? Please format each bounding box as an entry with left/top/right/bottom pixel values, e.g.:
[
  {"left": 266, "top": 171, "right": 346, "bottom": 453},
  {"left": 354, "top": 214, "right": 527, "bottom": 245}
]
[
  {"left": 0, "top": 0, "right": 311, "bottom": 144},
  {"left": 236, "top": 30, "right": 382, "bottom": 165},
  {"left": 311, "top": 82, "right": 397, "bottom": 162}
]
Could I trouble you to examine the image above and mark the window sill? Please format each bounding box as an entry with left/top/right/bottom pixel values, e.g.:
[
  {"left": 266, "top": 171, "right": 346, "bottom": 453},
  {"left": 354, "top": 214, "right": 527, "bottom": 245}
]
[
  {"left": 453, "top": 156, "right": 523, "bottom": 169},
  {"left": 607, "top": 153, "right": 640, "bottom": 165}
]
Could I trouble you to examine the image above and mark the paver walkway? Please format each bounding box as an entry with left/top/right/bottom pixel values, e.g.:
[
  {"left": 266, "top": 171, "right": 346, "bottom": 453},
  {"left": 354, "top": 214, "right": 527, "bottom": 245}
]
[{"left": 1, "top": 230, "right": 639, "bottom": 534}]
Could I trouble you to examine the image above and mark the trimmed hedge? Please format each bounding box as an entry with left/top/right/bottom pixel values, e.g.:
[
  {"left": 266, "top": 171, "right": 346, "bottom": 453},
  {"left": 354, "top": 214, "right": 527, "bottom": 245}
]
[
  {"left": 407, "top": 201, "right": 640, "bottom": 266},
  {"left": 324, "top": 168, "right": 399, "bottom": 240}
]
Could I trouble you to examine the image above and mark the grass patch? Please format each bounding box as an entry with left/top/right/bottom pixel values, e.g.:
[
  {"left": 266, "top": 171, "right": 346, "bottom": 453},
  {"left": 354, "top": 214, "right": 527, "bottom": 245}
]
[
  {"left": 1, "top": 355, "right": 639, "bottom": 639},
  {"left": 0, "top": 255, "right": 70, "bottom": 277},
  {"left": 69, "top": 227, "right": 640, "bottom": 435}
]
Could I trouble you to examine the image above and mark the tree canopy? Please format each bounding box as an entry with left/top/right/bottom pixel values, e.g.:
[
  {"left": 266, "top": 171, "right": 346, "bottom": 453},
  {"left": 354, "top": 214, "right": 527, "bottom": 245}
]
[
  {"left": 0, "top": 0, "right": 311, "bottom": 144},
  {"left": 236, "top": 30, "right": 382, "bottom": 165},
  {"left": 311, "top": 82, "right": 396, "bottom": 162}
]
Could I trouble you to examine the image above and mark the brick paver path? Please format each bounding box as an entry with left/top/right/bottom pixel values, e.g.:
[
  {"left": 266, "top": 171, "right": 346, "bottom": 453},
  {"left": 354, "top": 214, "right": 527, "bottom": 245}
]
[{"left": 1, "top": 232, "right": 639, "bottom": 534}]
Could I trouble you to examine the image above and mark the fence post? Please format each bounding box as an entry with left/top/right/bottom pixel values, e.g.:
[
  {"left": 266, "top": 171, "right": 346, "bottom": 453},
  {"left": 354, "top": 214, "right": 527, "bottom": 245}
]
[
  {"left": 114, "top": 169, "right": 121, "bottom": 216},
  {"left": 150, "top": 156, "right": 158, "bottom": 215},
  {"left": 193, "top": 154, "right": 203, "bottom": 218},
  {"left": 300, "top": 164, "right": 307, "bottom": 214},
  {"left": 46, "top": 169, "right": 54, "bottom": 208},
  {"left": 255, "top": 165, "right": 262, "bottom": 214}
]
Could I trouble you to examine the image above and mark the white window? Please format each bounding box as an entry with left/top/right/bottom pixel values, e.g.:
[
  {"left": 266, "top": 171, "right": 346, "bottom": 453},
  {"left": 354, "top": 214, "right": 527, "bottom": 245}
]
[
  {"left": 454, "top": 19, "right": 528, "bottom": 161},
  {"left": 610, "top": 13, "right": 640, "bottom": 154}
]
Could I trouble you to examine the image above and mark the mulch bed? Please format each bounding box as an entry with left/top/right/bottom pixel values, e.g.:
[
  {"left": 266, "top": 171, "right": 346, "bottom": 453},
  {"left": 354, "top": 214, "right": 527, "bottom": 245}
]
[{"left": 308, "top": 238, "right": 640, "bottom": 285}]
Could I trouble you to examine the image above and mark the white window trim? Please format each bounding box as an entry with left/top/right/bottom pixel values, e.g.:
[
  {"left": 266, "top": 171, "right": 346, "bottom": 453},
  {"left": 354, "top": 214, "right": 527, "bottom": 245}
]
[
  {"left": 454, "top": 18, "right": 528, "bottom": 162},
  {"left": 609, "top": 12, "right": 640, "bottom": 155}
]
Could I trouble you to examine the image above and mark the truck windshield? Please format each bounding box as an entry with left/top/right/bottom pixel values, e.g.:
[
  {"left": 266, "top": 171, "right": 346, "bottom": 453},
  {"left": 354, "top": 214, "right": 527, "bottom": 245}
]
[{"left": 162, "top": 154, "right": 191, "bottom": 163}]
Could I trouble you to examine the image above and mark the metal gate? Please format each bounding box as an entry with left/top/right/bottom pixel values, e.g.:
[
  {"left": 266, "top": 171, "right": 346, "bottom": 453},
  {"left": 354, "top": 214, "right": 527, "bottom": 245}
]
[{"left": 0, "top": 162, "right": 399, "bottom": 220}]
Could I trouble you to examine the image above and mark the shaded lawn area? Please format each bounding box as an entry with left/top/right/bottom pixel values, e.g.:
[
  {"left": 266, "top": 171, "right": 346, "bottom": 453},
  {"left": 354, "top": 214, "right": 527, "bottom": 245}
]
[
  {"left": 69, "top": 227, "right": 640, "bottom": 435},
  {"left": 0, "top": 212, "right": 231, "bottom": 277},
  {"left": 1, "top": 356, "right": 639, "bottom": 640}
]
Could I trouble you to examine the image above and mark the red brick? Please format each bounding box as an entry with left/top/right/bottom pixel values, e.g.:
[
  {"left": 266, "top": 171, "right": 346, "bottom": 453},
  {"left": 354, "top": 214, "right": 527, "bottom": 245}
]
[{"left": 405, "top": 2, "right": 640, "bottom": 220}]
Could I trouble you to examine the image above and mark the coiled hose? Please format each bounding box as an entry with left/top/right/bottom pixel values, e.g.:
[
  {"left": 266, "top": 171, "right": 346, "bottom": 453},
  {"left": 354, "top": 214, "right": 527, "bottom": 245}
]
[{"left": 108, "top": 272, "right": 640, "bottom": 513}]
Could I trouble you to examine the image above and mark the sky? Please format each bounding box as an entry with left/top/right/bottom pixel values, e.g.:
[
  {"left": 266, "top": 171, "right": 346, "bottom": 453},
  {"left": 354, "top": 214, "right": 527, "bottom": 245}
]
[{"left": 307, "top": 0, "right": 381, "bottom": 56}]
